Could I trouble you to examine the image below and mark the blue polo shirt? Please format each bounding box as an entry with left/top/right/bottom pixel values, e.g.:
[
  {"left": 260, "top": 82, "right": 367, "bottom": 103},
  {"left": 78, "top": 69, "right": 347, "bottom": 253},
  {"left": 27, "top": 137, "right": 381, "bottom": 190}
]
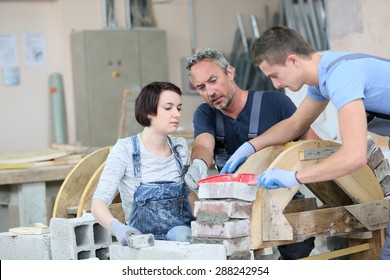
[{"left": 308, "top": 51, "right": 390, "bottom": 115}]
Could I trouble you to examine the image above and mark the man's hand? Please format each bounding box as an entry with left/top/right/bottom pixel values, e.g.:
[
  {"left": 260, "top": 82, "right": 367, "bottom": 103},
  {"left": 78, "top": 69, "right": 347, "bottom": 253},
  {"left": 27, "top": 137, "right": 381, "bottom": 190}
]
[
  {"left": 184, "top": 159, "right": 208, "bottom": 191},
  {"left": 257, "top": 168, "right": 300, "bottom": 189},
  {"left": 220, "top": 142, "right": 255, "bottom": 174},
  {"left": 109, "top": 219, "right": 141, "bottom": 246}
]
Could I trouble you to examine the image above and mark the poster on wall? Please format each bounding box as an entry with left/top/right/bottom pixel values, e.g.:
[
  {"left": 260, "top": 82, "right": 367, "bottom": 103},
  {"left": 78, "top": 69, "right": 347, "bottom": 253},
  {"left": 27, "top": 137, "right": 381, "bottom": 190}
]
[
  {"left": 3, "top": 66, "right": 20, "bottom": 86},
  {"left": 23, "top": 33, "right": 46, "bottom": 66},
  {"left": 0, "top": 34, "right": 18, "bottom": 67}
]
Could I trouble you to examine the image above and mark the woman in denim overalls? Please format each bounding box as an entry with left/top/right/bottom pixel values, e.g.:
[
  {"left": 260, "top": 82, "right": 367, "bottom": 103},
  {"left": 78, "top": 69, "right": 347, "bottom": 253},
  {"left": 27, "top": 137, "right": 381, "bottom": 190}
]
[
  {"left": 92, "top": 82, "right": 194, "bottom": 245},
  {"left": 129, "top": 134, "right": 193, "bottom": 240}
]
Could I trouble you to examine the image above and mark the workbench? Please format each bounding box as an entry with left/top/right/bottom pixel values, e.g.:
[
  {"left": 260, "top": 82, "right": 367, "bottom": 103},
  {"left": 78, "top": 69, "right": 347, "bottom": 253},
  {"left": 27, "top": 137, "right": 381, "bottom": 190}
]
[{"left": 0, "top": 164, "right": 75, "bottom": 231}]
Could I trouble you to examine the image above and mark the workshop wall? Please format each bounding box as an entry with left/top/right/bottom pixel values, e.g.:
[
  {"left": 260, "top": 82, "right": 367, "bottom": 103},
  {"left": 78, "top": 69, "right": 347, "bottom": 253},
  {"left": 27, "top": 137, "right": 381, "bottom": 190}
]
[
  {"left": 0, "top": 0, "right": 389, "bottom": 154},
  {"left": 0, "top": 0, "right": 279, "bottom": 153}
]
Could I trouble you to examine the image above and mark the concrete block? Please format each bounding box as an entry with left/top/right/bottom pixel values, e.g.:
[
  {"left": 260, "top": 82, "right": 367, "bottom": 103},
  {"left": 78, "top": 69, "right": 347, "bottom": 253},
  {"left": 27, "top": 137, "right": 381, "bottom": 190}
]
[
  {"left": 50, "top": 213, "right": 111, "bottom": 260},
  {"left": 367, "top": 147, "right": 384, "bottom": 170},
  {"left": 191, "top": 219, "right": 250, "bottom": 238},
  {"left": 109, "top": 240, "right": 226, "bottom": 260},
  {"left": 194, "top": 199, "right": 252, "bottom": 222},
  {"left": 0, "top": 232, "right": 51, "bottom": 260},
  {"left": 128, "top": 234, "right": 154, "bottom": 248},
  {"left": 192, "top": 236, "right": 250, "bottom": 256},
  {"left": 198, "top": 182, "right": 257, "bottom": 202}
]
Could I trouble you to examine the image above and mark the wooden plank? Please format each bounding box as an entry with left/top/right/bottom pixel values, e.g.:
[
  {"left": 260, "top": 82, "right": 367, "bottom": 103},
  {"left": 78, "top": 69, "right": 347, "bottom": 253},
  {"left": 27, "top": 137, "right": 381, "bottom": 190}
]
[
  {"left": 299, "top": 147, "right": 339, "bottom": 160},
  {"left": 253, "top": 206, "right": 369, "bottom": 249},
  {"left": 0, "top": 157, "right": 82, "bottom": 170},
  {"left": 349, "top": 229, "right": 385, "bottom": 260},
  {"left": 0, "top": 149, "right": 69, "bottom": 164},
  {"left": 262, "top": 190, "right": 293, "bottom": 241},
  {"left": 344, "top": 199, "right": 389, "bottom": 230},
  {"left": 305, "top": 180, "right": 353, "bottom": 207},
  {"left": 51, "top": 143, "right": 92, "bottom": 153},
  {"left": 302, "top": 243, "right": 370, "bottom": 260},
  {"left": 334, "top": 165, "right": 384, "bottom": 203},
  {"left": 283, "top": 197, "right": 318, "bottom": 214},
  {"left": 284, "top": 206, "right": 366, "bottom": 242},
  {"left": 0, "top": 165, "right": 75, "bottom": 185}
]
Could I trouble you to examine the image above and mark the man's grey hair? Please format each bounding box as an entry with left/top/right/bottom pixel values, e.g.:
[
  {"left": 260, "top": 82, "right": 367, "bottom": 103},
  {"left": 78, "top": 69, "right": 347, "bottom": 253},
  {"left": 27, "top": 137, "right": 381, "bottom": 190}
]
[{"left": 184, "top": 48, "right": 230, "bottom": 73}]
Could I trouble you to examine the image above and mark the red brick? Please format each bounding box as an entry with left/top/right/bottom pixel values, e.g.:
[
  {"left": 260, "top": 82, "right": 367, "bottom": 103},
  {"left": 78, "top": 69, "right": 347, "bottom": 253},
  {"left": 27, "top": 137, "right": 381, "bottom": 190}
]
[
  {"left": 193, "top": 199, "right": 252, "bottom": 221},
  {"left": 191, "top": 219, "right": 250, "bottom": 239},
  {"left": 192, "top": 236, "right": 250, "bottom": 256},
  {"left": 198, "top": 182, "right": 257, "bottom": 201}
]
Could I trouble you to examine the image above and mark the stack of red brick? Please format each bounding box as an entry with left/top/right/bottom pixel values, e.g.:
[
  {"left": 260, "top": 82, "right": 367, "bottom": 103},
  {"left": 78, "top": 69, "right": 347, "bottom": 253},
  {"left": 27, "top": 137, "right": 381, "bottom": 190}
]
[{"left": 191, "top": 181, "right": 257, "bottom": 260}]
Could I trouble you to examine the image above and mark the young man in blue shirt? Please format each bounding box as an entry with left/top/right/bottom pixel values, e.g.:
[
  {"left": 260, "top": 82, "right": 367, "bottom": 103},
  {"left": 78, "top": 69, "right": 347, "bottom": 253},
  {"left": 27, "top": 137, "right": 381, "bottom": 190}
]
[{"left": 227, "top": 26, "right": 390, "bottom": 260}]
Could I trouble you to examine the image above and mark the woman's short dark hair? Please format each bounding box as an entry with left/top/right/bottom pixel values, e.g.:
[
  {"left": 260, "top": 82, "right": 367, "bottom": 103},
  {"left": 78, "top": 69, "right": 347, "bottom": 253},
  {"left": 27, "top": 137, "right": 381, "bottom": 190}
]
[{"left": 135, "top": 81, "right": 182, "bottom": 127}]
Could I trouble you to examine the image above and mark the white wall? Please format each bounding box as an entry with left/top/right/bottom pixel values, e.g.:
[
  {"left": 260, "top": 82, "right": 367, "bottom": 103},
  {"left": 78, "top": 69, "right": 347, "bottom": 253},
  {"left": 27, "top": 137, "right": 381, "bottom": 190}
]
[
  {"left": 0, "top": 0, "right": 280, "bottom": 153},
  {"left": 1, "top": 0, "right": 390, "bottom": 154}
]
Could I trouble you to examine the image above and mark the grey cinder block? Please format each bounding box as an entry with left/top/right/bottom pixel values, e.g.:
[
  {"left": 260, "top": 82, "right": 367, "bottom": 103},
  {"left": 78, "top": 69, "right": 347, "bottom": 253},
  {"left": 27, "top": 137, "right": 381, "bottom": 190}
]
[{"left": 50, "top": 213, "right": 111, "bottom": 260}]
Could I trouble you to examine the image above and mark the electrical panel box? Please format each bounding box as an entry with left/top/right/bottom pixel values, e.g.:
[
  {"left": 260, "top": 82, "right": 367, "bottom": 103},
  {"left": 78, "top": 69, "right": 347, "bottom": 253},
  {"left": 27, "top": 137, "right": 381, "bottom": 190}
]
[{"left": 70, "top": 29, "right": 168, "bottom": 147}]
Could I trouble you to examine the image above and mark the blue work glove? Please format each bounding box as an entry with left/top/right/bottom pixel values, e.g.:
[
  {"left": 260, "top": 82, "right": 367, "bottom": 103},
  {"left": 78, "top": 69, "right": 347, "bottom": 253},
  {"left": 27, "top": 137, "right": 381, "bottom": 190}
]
[
  {"left": 257, "top": 168, "right": 300, "bottom": 189},
  {"left": 184, "top": 159, "right": 208, "bottom": 191},
  {"left": 109, "top": 219, "right": 141, "bottom": 246},
  {"left": 220, "top": 142, "right": 255, "bottom": 174}
]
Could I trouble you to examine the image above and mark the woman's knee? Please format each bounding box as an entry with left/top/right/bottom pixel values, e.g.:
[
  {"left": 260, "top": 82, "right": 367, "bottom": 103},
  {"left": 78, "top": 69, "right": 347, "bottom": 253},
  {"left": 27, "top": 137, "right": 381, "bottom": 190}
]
[{"left": 166, "top": 226, "right": 192, "bottom": 242}]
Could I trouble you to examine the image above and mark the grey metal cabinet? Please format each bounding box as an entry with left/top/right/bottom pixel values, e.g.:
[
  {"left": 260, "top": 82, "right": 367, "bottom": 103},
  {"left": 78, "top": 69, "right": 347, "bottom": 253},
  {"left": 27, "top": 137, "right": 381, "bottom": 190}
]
[{"left": 70, "top": 29, "right": 168, "bottom": 147}]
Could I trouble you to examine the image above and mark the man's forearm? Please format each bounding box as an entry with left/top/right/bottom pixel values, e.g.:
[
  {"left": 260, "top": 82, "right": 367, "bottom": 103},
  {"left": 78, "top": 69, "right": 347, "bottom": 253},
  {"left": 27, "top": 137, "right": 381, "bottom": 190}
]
[
  {"left": 190, "top": 145, "right": 214, "bottom": 168},
  {"left": 249, "top": 118, "right": 305, "bottom": 151}
]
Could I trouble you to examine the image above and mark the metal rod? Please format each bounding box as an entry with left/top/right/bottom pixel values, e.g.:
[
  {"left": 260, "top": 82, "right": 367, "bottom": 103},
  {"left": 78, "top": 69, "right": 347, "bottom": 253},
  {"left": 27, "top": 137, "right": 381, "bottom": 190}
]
[{"left": 188, "top": 0, "right": 197, "bottom": 54}]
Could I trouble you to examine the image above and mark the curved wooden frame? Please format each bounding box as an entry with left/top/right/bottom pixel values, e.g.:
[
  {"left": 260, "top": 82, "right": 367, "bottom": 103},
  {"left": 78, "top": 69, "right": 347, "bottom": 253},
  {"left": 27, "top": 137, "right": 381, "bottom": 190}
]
[{"left": 52, "top": 146, "right": 111, "bottom": 218}]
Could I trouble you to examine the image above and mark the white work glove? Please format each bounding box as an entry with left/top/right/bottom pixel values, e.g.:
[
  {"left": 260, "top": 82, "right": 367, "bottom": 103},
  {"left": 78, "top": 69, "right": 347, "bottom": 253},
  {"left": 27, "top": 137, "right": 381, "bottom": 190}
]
[
  {"left": 220, "top": 142, "right": 255, "bottom": 174},
  {"left": 257, "top": 168, "right": 300, "bottom": 189},
  {"left": 109, "top": 219, "right": 141, "bottom": 246},
  {"left": 184, "top": 159, "right": 208, "bottom": 191}
]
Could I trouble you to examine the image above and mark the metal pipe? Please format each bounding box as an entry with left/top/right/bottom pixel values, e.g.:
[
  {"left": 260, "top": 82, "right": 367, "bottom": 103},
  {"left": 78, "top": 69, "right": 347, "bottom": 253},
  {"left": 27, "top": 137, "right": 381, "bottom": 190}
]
[{"left": 188, "top": 0, "right": 197, "bottom": 54}]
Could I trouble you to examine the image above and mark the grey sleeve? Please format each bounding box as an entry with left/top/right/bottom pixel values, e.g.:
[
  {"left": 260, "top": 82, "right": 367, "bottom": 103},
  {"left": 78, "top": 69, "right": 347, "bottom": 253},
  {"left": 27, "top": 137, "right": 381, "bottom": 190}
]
[{"left": 92, "top": 140, "right": 130, "bottom": 206}]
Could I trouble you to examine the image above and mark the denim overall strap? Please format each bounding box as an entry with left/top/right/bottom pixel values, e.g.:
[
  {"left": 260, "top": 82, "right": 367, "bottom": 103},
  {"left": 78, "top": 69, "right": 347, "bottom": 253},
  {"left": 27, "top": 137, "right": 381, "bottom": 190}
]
[
  {"left": 131, "top": 135, "right": 142, "bottom": 186},
  {"left": 167, "top": 136, "right": 183, "bottom": 175}
]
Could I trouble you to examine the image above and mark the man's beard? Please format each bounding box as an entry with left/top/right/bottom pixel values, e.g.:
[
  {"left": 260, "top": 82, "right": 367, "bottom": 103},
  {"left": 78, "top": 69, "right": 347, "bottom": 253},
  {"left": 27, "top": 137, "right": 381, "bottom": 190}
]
[
  {"left": 213, "top": 96, "right": 231, "bottom": 110},
  {"left": 212, "top": 81, "right": 235, "bottom": 110}
]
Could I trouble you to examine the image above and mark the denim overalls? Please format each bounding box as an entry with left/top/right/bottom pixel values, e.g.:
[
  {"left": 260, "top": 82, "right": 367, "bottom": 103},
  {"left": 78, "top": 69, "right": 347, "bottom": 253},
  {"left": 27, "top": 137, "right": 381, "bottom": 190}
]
[{"left": 128, "top": 135, "right": 193, "bottom": 240}]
